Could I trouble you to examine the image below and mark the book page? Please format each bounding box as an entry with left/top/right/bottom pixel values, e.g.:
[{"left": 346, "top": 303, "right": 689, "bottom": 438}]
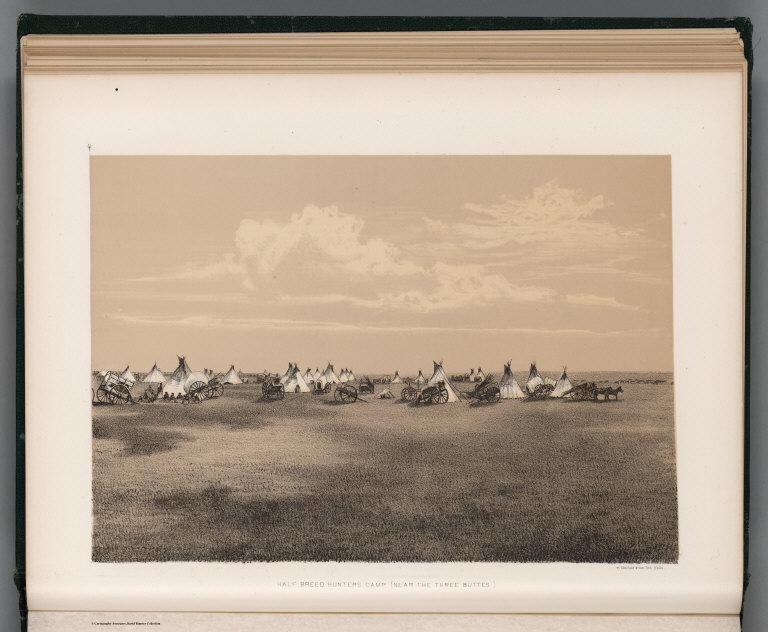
[
  {"left": 29, "top": 612, "right": 741, "bottom": 632},
  {"left": 23, "top": 71, "right": 744, "bottom": 614}
]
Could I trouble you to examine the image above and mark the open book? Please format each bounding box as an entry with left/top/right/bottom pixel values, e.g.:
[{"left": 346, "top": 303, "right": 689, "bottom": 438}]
[{"left": 18, "top": 17, "right": 749, "bottom": 632}]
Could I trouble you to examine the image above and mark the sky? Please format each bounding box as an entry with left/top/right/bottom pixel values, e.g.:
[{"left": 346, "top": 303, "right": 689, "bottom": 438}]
[{"left": 91, "top": 155, "right": 672, "bottom": 375}]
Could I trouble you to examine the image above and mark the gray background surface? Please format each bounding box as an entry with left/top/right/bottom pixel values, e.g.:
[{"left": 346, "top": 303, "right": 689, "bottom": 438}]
[{"left": 1, "top": 2, "right": 764, "bottom": 631}]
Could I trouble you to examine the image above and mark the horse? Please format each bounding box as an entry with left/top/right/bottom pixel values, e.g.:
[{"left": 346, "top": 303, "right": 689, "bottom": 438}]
[{"left": 597, "top": 386, "right": 623, "bottom": 401}]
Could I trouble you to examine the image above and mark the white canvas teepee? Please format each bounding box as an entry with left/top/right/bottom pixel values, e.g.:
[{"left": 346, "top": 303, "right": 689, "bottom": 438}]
[
  {"left": 313, "top": 367, "right": 322, "bottom": 382},
  {"left": 526, "top": 362, "right": 544, "bottom": 393},
  {"left": 304, "top": 368, "right": 315, "bottom": 383},
  {"left": 142, "top": 363, "right": 166, "bottom": 384},
  {"left": 339, "top": 368, "right": 350, "bottom": 383},
  {"left": 469, "top": 368, "right": 475, "bottom": 381},
  {"left": 499, "top": 362, "right": 525, "bottom": 399},
  {"left": 551, "top": 367, "right": 574, "bottom": 398},
  {"left": 427, "top": 361, "right": 460, "bottom": 402},
  {"left": 162, "top": 356, "right": 208, "bottom": 398},
  {"left": 120, "top": 366, "right": 136, "bottom": 382},
  {"left": 284, "top": 364, "right": 311, "bottom": 393},
  {"left": 321, "top": 363, "right": 340, "bottom": 386},
  {"left": 279, "top": 363, "right": 295, "bottom": 385},
  {"left": 415, "top": 370, "right": 426, "bottom": 386},
  {"left": 347, "top": 369, "right": 356, "bottom": 381},
  {"left": 162, "top": 356, "right": 190, "bottom": 399},
  {"left": 475, "top": 367, "right": 485, "bottom": 382},
  {"left": 222, "top": 365, "right": 243, "bottom": 385},
  {"left": 391, "top": 371, "right": 403, "bottom": 384}
]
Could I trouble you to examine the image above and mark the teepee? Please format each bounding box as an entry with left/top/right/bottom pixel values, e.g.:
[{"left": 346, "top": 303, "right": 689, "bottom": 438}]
[
  {"left": 279, "top": 363, "right": 295, "bottom": 385},
  {"left": 475, "top": 367, "right": 485, "bottom": 382},
  {"left": 142, "top": 363, "right": 166, "bottom": 384},
  {"left": 162, "top": 356, "right": 208, "bottom": 399},
  {"left": 222, "top": 365, "right": 243, "bottom": 385},
  {"left": 499, "top": 363, "right": 525, "bottom": 399},
  {"left": 526, "top": 362, "right": 544, "bottom": 393},
  {"left": 313, "top": 367, "right": 322, "bottom": 382},
  {"left": 415, "top": 370, "right": 426, "bottom": 386},
  {"left": 551, "top": 367, "right": 573, "bottom": 398},
  {"left": 97, "top": 369, "right": 108, "bottom": 378},
  {"left": 321, "top": 363, "right": 340, "bottom": 386},
  {"left": 284, "top": 364, "right": 311, "bottom": 393},
  {"left": 120, "top": 366, "right": 136, "bottom": 382},
  {"left": 347, "top": 369, "right": 356, "bottom": 381},
  {"left": 304, "top": 368, "right": 315, "bottom": 383},
  {"left": 391, "top": 371, "right": 403, "bottom": 384},
  {"left": 469, "top": 368, "right": 475, "bottom": 381},
  {"left": 427, "top": 361, "right": 460, "bottom": 402},
  {"left": 339, "top": 368, "right": 350, "bottom": 383}
]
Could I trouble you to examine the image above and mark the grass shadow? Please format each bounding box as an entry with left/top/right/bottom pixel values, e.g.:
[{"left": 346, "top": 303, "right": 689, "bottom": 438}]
[{"left": 93, "top": 418, "right": 192, "bottom": 456}]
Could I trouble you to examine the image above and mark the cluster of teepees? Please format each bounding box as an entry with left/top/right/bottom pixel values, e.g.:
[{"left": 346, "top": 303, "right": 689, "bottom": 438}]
[
  {"left": 282, "top": 363, "right": 311, "bottom": 393},
  {"left": 470, "top": 367, "right": 485, "bottom": 382},
  {"left": 320, "top": 363, "right": 341, "bottom": 387},
  {"left": 268, "top": 362, "right": 352, "bottom": 391},
  {"left": 525, "top": 362, "right": 573, "bottom": 398},
  {"left": 96, "top": 358, "right": 574, "bottom": 401},
  {"left": 97, "top": 358, "right": 249, "bottom": 403}
]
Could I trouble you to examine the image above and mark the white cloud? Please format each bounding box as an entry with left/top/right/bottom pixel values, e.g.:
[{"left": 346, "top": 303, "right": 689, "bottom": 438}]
[
  {"left": 424, "top": 181, "right": 634, "bottom": 252},
  {"left": 130, "top": 253, "right": 246, "bottom": 283},
  {"left": 235, "top": 204, "right": 422, "bottom": 279},
  {"left": 379, "top": 263, "right": 554, "bottom": 312},
  {"left": 127, "top": 205, "right": 421, "bottom": 288},
  {"left": 564, "top": 293, "right": 641, "bottom": 312},
  {"left": 110, "top": 312, "right": 651, "bottom": 337},
  {"left": 278, "top": 262, "right": 555, "bottom": 313},
  {"left": 121, "top": 196, "right": 648, "bottom": 318}
]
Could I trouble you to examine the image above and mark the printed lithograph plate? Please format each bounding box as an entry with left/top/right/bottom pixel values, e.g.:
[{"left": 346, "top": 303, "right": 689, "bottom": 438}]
[{"left": 21, "top": 30, "right": 745, "bottom": 615}]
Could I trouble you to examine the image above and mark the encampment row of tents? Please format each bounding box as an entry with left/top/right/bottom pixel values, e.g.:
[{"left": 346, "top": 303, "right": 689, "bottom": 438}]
[{"left": 96, "top": 359, "right": 574, "bottom": 401}]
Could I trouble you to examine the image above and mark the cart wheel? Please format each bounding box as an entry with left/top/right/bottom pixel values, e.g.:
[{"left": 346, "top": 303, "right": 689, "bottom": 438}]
[
  {"left": 110, "top": 384, "right": 131, "bottom": 405},
  {"left": 211, "top": 384, "right": 224, "bottom": 398},
  {"left": 96, "top": 388, "right": 109, "bottom": 404},
  {"left": 434, "top": 388, "right": 449, "bottom": 404},
  {"left": 401, "top": 386, "right": 416, "bottom": 402},
  {"left": 186, "top": 381, "right": 207, "bottom": 403},
  {"left": 334, "top": 388, "right": 342, "bottom": 402}
]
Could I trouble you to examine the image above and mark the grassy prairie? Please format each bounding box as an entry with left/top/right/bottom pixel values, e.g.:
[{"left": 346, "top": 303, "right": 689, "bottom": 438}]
[{"left": 92, "top": 378, "right": 677, "bottom": 563}]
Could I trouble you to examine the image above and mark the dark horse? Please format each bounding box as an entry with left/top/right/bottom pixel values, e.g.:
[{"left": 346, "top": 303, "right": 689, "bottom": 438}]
[{"left": 597, "top": 386, "right": 623, "bottom": 401}]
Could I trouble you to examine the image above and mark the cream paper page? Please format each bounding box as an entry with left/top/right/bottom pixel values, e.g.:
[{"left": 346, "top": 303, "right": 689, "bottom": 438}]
[
  {"left": 23, "top": 72, "right": 744, "bottom": 613},
  {"left": 29, "top": 612, "right": 741, "bottom": 632}
]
